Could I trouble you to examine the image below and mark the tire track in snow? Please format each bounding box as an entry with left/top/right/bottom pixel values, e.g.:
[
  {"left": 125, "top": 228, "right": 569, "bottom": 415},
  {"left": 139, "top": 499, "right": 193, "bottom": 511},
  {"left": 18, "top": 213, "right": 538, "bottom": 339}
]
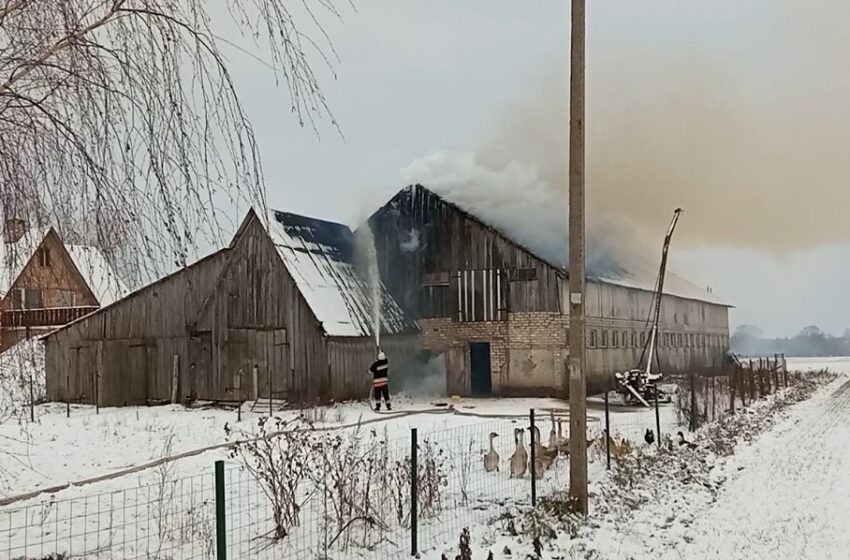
[{"left": 669, "top": 377, "right": 850, "bottom": 560}]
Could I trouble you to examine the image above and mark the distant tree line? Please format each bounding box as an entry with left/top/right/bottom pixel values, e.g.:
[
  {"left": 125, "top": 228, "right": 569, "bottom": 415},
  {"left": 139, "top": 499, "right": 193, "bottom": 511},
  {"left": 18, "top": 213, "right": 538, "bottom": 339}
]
[{"left": 731, "top": 324, "right": 850, "bottom": 357}]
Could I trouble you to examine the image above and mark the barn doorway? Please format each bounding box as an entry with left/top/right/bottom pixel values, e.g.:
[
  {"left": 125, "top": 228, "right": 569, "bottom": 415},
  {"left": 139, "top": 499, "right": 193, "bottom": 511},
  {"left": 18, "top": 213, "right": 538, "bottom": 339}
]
[{"left": 469, "top": 342, "right": 492, "bottom": 396}]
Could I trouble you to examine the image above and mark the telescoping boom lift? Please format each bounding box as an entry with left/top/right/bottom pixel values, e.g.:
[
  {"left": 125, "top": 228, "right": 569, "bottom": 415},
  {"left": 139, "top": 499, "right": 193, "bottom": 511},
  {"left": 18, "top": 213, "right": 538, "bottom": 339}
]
[{"left": 614, "top": 208, "right": 683, "bottom": 407}]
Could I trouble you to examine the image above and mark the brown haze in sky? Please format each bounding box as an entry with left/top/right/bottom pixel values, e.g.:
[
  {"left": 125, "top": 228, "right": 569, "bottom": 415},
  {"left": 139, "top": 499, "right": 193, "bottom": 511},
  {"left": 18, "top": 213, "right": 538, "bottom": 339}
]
[{"left": 476, "top": 0, "right": 850, "bottom": 252}]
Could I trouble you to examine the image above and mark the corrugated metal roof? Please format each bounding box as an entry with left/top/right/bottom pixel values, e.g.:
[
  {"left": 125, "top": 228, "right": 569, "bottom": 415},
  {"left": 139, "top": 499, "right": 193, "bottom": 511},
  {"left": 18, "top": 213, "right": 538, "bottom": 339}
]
[{"left": 264, "top": 210, "right": 416, "bottom": 337}]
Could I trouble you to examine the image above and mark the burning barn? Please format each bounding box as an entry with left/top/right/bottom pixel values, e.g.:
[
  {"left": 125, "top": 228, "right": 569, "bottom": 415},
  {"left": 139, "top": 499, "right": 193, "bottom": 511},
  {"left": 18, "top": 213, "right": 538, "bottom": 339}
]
[
  {"left": 366, "top": 184, "right": 731, "bottom": 396},
  {"left": 44, "top": 208, "right": 417, "bottom": 407}
]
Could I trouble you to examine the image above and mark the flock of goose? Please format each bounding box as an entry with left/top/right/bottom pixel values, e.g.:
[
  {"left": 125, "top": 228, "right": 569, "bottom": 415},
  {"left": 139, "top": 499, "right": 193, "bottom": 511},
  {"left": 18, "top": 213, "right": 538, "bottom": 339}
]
[{"left": 482, "top": 412, "right": 591, "bottom": 478}]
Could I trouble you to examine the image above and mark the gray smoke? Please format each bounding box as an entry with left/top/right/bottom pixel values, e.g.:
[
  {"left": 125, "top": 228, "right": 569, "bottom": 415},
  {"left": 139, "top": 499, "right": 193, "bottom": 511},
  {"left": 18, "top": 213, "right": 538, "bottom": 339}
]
[{"left": 405, "top": 0, "right": 850, "bottom": 253}]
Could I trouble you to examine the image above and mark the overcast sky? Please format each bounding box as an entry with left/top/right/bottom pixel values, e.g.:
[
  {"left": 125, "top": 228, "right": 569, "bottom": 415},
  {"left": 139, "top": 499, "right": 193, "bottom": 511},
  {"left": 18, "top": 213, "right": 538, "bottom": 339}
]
[{"left": 217, "top": 0, "right": 850, "bottom": 338}]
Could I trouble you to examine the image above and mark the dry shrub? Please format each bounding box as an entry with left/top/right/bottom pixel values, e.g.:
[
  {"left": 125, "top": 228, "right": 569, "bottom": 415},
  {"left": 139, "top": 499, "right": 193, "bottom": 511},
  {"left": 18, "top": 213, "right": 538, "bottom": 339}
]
[{"left": 226, "top": 415, "right": 316, "bottom": 541}]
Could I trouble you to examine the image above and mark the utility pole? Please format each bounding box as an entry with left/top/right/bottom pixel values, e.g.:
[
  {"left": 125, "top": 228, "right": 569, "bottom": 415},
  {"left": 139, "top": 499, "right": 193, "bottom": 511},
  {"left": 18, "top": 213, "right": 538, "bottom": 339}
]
[{"left": 567, "top": 0, "right": 588, "bottom": 515}]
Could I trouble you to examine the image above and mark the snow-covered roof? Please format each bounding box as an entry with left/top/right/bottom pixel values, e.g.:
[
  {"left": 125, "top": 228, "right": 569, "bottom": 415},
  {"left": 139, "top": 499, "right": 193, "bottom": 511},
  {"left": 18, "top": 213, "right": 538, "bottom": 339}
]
[
  {"left": 65, "top": 245, "right": 129, "bottom": 306},
  {"left": 0, "top": 227, "right": 49, "bottom": 297},
  {"left": 263, "top": 210, "right": 415, "bottom": 338},
  {"left": 0, "top": 227, "right": 128, "bottom": 306},
  {"left": 592, "top": 251, "right": 729, "bottom": 306}
]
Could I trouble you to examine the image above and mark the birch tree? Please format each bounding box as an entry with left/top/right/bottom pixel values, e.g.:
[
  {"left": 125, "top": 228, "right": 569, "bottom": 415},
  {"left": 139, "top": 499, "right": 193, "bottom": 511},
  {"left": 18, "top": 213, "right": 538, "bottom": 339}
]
[{"left": 0, "top": 0, "right": 341, "bottom": 282}]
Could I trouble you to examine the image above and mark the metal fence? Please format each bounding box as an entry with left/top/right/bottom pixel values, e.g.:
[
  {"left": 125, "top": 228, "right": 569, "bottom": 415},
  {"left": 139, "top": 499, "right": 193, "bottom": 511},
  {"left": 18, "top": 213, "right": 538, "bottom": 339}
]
[
  {"left": 2, "top": 357, "right": 802, "bottom": 560},
  {"left": 1, "top": 415, "right": 580, "bottom": 560},
  {"left": 672, "top": 354, "right": 788, "bottom": 431}
]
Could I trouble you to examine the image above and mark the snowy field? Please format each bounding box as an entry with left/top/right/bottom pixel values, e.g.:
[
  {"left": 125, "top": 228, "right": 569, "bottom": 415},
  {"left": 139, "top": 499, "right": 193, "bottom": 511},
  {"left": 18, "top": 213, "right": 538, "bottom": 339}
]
[{"left": 0, "top": 355, "right": 845, "bottom": 558}]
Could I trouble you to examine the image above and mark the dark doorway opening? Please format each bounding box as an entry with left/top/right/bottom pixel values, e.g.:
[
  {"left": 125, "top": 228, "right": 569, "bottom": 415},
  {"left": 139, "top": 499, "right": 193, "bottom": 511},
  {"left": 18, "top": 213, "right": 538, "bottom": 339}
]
[{"left": 469, "top": 342, "right": 492, "bottom": 396}]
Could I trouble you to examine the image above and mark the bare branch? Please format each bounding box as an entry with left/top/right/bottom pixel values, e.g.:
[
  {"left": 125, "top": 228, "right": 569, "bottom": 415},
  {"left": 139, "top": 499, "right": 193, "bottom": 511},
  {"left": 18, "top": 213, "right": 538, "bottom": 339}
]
[{"left": 0, "top": 0, "right": 342, "bottom": 283}]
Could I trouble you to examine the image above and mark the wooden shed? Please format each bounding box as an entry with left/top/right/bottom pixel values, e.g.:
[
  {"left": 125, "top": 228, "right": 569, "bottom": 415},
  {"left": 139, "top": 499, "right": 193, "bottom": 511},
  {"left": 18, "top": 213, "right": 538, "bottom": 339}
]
[{"left": 44, "top": 209, "right": 417, "bottom": 407}]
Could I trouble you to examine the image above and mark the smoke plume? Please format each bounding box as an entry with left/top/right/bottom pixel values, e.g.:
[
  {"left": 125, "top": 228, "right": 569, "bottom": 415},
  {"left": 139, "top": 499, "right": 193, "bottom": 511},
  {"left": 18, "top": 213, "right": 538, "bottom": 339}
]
[{"left": 405, "top": 0, "right": 850, "bottom": 253}]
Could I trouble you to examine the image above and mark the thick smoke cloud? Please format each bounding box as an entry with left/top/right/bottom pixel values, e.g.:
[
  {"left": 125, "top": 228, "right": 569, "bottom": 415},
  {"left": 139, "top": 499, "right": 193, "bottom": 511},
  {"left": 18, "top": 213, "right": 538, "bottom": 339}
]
[{"left": 405, "top": 0, "right": 850, "bottom": 253}]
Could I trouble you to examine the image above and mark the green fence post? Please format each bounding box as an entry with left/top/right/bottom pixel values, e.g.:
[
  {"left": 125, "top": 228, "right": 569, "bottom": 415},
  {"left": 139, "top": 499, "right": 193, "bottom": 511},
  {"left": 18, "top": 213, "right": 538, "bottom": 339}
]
[
  {"left": 215, "top": 461, "right": 227, "bottom": 560},
  {"left": 529, "top": 409, "right": 537, "bottom": 507},
  {"left": 410, "top": 428, "right": 418, "bottom": 557}
]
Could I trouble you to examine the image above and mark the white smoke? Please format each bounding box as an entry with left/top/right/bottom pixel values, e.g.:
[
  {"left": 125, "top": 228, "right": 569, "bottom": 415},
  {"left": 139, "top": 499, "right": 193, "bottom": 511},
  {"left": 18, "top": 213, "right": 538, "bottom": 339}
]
[{"left": 401, "top": 151, "right": 639, "bottom": 277}]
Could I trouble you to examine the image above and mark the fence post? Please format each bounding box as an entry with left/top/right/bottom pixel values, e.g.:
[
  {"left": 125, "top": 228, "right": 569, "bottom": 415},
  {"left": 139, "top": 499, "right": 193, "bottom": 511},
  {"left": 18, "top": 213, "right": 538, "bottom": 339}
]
[
  {"left": 215, "top": 461, "right": 227, "bottom": 560},
  {"left": 529, "top": 409, "right": 537, "bottom": 507},
  {"left": 689, "top": 372, "right": 697, "bottom": 432},
  {"left": 653, "top": 384, "right": 661, "bottom": 446},
  {"left": 29, "top": 371, "right": 35, "bottom": 422},
  {"left": 604, "top": 388, "right": 611, "bottom": 470},
  {"left": 66, "top": 373, "right": 70, "bottom": 418},
  {"left": 410, "top": 428, "right": 418, "bottom": 557},
  {"left": 729, "top": 364, "right": 736, "bottom": 415},
  {"left": 782, "top": 353, "right": 788, "bottom": 387},
  {"left": 773, "top": 354, "right": 780, "bottom": 388}
]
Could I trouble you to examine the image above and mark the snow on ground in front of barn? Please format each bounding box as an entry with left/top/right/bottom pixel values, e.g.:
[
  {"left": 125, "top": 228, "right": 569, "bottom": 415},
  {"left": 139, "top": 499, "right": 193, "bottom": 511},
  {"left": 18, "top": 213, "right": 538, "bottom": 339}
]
[
  {"left": 0, "top": 390, "right": 674, "bottom": 501},
  {"left": 0, "top": 356, "right": 845, "bottom": 559}
]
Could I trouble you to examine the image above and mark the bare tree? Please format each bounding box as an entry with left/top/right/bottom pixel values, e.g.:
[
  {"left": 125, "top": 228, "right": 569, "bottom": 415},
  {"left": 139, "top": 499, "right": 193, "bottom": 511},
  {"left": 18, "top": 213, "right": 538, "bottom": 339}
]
[{"left": 0, "top": 0, "right": 341, "bottom": 283}]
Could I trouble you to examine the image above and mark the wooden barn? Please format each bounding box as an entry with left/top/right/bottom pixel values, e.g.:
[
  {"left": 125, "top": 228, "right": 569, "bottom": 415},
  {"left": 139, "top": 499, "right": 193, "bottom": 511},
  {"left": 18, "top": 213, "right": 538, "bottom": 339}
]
[
  {"left": 44, "top": 209, "right": 416, "bottom": 407},
  {"left": 366, "top": 184, "right": 731, "bottom": 396}
]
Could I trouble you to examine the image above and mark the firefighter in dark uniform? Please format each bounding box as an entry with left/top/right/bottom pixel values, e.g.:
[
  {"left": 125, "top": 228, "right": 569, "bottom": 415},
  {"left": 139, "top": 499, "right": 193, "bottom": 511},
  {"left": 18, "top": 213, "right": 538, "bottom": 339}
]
[{"left": 369, "top": 350, "right": 391, "bottom": 411}]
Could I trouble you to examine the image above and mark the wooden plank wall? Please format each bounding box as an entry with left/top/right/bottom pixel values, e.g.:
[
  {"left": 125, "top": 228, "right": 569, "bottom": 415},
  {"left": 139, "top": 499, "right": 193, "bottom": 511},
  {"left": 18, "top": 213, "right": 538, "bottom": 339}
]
[
  {"left": 45, "top": 213, "right": 383, "bottom": 407},
  {"left": 44, "top": 249, "right": 230, "bottom": 405},
  {"left": 326, "top": 334, "right": 419, "bottom": 400},
  {"left": 368, "top": 185, "right": 562, "bottom": 320}
]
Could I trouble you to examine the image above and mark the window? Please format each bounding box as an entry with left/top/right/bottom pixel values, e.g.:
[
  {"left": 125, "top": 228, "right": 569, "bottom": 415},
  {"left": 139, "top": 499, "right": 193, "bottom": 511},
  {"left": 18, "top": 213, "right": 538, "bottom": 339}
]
[
  {"left": 54, "top": 289, "right": 75, "bottom": 307},
  {"left": 678, "top": 333, "right": 684, "bottom": 347},
  {"left": 589, "top": 329, "right": 597, "bottom": 348},
  {"left": 423, "top": 271, "right": 450, "bottom": 287},
  {"left": 612, "top": 330, "right": 619, "bottom": 348},
  {"left": 640, "top": 331, "right": 647, "bottom": 347},
  {"left": 11, "top": 289, "right": 22, "bottom": 309},
  {"left": 37, "top": 247, "right": 50, "bottom": 267},
  {"left": 631, "top": 331, "right": 637, "bottom": 348},
  {"left": 509, "top": 268, "right": 537, "bottom": 281},
  {"left": 456, "top": 269, "right": 504, "bottom": 322},
  {"left": 13, "top": 288, "right": 43, "bottom": 309},
  {"left": 601, "top": 329, "right": 609, "bottom": 348}
]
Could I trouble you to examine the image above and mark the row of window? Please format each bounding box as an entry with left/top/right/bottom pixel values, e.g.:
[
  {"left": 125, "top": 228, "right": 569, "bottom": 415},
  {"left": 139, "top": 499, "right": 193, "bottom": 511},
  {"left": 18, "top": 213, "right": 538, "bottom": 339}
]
[
  {"left": 587, "top": 328, "right": 729, "bottom": 350},
  {"left": 10, "top": 288, "right": 77, "bottom": 310}
]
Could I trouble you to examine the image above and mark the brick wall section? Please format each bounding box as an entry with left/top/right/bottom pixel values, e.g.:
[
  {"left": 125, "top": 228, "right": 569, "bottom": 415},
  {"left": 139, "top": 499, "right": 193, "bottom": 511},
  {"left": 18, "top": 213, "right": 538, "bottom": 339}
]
[
  {"left": 420, "top": 311, "right": 569, "bottom": 396},
  {"left": 506, "top": 312, "right": 568, "bottom": 394}
]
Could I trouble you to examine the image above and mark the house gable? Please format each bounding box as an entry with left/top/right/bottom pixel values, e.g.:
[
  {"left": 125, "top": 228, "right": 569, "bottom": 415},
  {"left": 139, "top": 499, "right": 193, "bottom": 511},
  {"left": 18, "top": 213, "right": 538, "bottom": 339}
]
[{"left": 1, "top": 229, "right": 98, "bottom": 310}]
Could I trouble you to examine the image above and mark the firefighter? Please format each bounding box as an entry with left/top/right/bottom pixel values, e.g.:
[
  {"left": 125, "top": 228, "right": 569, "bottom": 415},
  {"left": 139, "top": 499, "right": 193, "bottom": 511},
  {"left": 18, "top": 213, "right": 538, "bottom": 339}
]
[{"left": 369, "top": 350, "right": 391, "bottom": 411}]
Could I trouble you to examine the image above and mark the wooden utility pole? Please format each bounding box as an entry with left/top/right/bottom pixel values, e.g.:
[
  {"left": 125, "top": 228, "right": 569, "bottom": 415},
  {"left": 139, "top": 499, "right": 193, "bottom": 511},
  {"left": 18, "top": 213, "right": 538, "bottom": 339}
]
[{"left": 568, "top": 0, "right": 588, "bottom": 514}]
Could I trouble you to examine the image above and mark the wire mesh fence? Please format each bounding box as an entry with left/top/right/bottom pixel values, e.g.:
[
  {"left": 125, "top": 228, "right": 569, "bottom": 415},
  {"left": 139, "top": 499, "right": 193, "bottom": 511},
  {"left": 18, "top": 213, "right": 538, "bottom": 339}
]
[
  {"left": 2, "top": 471, "right": 217, "bottom": 560},
  {"left": 670, "top": 354, "right": 789, "bottom": 431},
  {"left": 3, "top": 414, "right": 587, "bottom": 559},
  {"left": 7, "top": 358, "right": 801, "bottom": 560}
]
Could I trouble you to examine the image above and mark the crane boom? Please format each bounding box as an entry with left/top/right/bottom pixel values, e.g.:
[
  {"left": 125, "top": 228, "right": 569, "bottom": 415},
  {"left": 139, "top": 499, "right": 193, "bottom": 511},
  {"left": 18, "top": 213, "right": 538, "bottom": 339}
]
[{"left": 645, "top": 208, "right": 683, "bottom": 375}]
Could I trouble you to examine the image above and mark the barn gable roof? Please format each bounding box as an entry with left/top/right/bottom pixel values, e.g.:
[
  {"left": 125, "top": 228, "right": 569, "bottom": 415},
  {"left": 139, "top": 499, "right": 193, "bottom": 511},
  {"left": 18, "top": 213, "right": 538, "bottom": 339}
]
[
  {"left": 259, "top": 209, "right": 416, "bottom": 338},
  {"left": 374, "top": 184, "right": 729, "bottom": 307}
]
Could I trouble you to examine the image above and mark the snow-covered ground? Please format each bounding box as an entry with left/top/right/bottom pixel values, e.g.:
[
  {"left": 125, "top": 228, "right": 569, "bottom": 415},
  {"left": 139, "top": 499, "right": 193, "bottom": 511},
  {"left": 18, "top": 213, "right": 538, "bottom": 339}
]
[{"left": 0, "top": 355, "right": 843, "bottom": 559}]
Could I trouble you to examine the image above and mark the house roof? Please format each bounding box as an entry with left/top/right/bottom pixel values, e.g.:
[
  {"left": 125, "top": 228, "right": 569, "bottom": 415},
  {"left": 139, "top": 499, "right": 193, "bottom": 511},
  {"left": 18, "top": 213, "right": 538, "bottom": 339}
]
[
  {"left": 0, "top": 227, "right": 128, "bottom": 306},
  {"left": 65, "top": 245, "right": 129, "bottom": 306},
  {"left": 383, "top": 184, "right": 730, "bottom": 307},
  {"left": 262, "top": 209, "right": 415, "bottom": 338},
  {"left": 0, "top": 227, "right": 50, "bottom": 297}
]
